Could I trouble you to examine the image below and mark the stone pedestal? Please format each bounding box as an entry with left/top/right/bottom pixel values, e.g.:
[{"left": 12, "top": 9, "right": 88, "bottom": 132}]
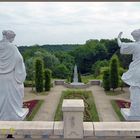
[
  {"left": 121, "top": 108, "right": 140, "bottom": 121},
  {"left": 23, "top": 108, "right": 29, "bottom": 120},
  {"left": 62, "top": 99, "right": 84, "bottom": 139},
  {"left": 121, "top": 86, "right": 140, "bottom": 121}
]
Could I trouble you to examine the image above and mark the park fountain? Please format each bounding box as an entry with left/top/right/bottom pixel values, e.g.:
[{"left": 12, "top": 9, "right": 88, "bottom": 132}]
[{"left": 71, "top": 65, "right": 84, "bottom": 86}]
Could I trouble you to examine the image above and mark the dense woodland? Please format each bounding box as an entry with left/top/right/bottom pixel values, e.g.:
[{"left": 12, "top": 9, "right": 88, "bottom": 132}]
[{"left": 18, "top": 38, "right": 133, "bottom": 85}]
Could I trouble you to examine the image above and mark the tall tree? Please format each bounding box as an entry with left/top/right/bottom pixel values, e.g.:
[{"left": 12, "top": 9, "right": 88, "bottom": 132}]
[
  {"left": 35, "top": 58, "right": 44, "bottom": 92},
  {"left": 110, "top": 55, "right": 119, "bottom": 91},
  {"left": 53, "top": 64, "right": 70, "bottom": 79},
  {"left": 91, "top": 60, "right": 109, "bottom": 77}
]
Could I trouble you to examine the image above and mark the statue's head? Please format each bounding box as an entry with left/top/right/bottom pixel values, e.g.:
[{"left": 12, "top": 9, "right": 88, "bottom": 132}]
[
  {"left": 131, "top": 29, "right": 140, "bottom": 42},
  {"left": 2, "top": 30, "right": 16, "bottom": 43}
]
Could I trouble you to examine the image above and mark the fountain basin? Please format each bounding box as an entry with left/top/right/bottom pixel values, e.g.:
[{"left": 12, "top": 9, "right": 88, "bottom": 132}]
[
  {"left": 54, "top": 79, "right": 101, "bottom": 89},
  {"left": 70, "top": 82, "right": 85, "bottom": 86}
]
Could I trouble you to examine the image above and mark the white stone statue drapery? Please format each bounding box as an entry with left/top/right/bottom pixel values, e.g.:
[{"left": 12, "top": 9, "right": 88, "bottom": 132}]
[
  {"left": 117, "top": 29, "right": 140, "bottom": 120},
  {"left": 0, "top": 30, "right": 28, "bottom": 121}
]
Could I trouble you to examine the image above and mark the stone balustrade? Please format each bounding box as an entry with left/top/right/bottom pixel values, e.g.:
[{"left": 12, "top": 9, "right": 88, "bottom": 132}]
[
  {"left": 0, "top": 121, "right": 140, "bottom": 139},
  {"left": 0, "top": 99, "right": 140, "bottom": 139},
  {"left": 54, "top": 80, "right": 65, "bottom": 86}
]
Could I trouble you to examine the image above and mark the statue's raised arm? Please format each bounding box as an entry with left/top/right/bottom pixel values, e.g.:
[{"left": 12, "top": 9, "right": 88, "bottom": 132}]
[
  {"left": 117, "top": 32, "right": 123, "bottom": 47},
  {"left": 117, "top": 31, "right": 135, "bottom": 55}
]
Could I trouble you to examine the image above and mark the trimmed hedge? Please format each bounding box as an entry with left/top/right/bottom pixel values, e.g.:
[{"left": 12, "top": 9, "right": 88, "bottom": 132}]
[
  {"left": 103, "top": 68, "right": 110, "bottom": 91},
  {"left": 35, "top": 59, "right": 44, "bottom": 92},
  {"left": 44, "top": 69, "right": 52, "bottom": 91}
]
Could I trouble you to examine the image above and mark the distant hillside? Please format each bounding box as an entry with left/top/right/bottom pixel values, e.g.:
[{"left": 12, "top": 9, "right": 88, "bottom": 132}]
[
  {"left": 18, "top": 44, "right": 82, "bottom": 53},
  {"left": 18, "top": 38, "right": 133, "bottom": 77}
]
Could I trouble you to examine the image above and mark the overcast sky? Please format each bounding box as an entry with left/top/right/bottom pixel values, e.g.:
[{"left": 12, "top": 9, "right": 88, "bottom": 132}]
[{"left": 0, "top": 2, "right": 140, "bottom": 46}]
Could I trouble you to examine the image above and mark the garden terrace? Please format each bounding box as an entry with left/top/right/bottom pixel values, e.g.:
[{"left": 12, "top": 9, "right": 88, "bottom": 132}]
[{"left": 0, "top": 99, "right": 140, "bottom": 139}]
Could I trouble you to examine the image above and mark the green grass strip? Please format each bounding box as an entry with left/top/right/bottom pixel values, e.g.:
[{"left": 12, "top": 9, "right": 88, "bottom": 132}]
[
  {"left": 88, "top": 91, "right": 100, "bottom": 121},
  {"left": 54, "top": 90, "right": 65, "bottom": 121},
  {"left": 111, "top": 100, "right": 125, "bottom": 121}
]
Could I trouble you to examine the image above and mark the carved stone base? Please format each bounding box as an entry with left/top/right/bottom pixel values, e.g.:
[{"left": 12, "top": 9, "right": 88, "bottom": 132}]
[
  {"left": 62, "top": 100, "right": 84, "bottom": 139},
  {"left": 121, "top": 108, "right": 140, "bottom": 121},
  {"left": 22, "top": 108, "right": 29, "bottom": 120}
]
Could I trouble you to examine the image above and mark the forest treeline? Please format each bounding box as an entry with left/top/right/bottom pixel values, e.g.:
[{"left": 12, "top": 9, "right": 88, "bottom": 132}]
[
  {"left": 18, "top": 38, "right": 133, "bottom": 81},
  {"left": 19, "top": 44, "right": 81, "bottom": 53}
]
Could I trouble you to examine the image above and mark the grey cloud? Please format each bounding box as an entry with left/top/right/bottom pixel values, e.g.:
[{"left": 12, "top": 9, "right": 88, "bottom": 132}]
[{"left": 0, "top": 2, "right": 140, "bottom": 45}]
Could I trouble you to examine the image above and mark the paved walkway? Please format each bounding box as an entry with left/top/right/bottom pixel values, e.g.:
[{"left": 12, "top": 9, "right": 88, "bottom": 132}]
[
  {"left": 89, "top": 86, "right": 130, "bottom": 122},
  {"left": 24, "top": 85, "right": 130, "bottom": 122},
  {"left": 24, "top": 86, "right": 66, "bottom": 121}
]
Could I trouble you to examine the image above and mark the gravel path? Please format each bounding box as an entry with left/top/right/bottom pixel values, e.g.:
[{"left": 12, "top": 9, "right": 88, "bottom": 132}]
[
  {"left": 89, "top": 85, "right": 130, "bottom": 122},
  {"left": 24, "top": 86, "right": 66, "bottom": 121}
]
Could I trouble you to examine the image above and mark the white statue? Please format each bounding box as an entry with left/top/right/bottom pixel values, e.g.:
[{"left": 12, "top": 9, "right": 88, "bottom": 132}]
[
  {"left": 0, "top": 30, "right": 28, "bottom": 121},
  {"left": 117, "top": 29, "right": 140, "bottom": 120}
]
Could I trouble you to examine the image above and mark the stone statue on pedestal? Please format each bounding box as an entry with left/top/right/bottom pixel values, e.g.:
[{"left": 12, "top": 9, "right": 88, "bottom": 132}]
[
  {"left": 117, "top": 29, "right": 140, "bottom": 120},
  {"left": 0, "top": 30, "right": 28, "bottom": 121}
]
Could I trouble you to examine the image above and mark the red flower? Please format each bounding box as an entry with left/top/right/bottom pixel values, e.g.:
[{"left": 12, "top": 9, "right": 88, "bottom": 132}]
[
  {"left": 23, "top": 100, "right": 38, "bottom": 117},
  {"left": 115, "top": 100, "right": 131, "bottom": 108}
]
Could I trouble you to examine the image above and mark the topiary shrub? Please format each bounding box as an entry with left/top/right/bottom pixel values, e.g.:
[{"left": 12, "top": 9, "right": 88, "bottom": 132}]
[
  {"left": 44, "top": 69, "right": 52, "bottom": 91},
  {"left": 103, "top": 68, "right": 110, "bottom": 91},
  {"left": 78, "top": 72, "right": 82, "bottom": 82},
  {"left": 35, "top": 58, "right": 44, "bottom": 92},
  {"left": 70, "top": 68, "right": 74, "bottom": 82},
  {"left": 110, "top": 55, "right": 119, "bottom": 91}
]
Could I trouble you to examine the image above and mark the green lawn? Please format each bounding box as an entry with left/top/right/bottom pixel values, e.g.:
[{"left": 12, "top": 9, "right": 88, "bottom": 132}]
[
  {"left": 111, "top": 100, "right": 125, "bottom": 121},
  {"left": 81, "top": 75, "right": 95, "bottom": 84},
  {"left": 24, "top": 80, "right": 35, "bottom": 87},
  {"left": 54, "top": 90, "right": 99, "bottom": 122},
  {"left": 105, "top": 90, "right": 125, "bottom": 96}
]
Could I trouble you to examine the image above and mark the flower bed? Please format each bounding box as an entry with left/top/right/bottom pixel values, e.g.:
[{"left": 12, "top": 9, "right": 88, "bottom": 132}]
[
  {"left": 23, "top": 100, "right": 44, "bottom": 121},
  {"left": 54, "top": 90, "right": 99, "bottom": 122},
  {"left": 115, "top": 100, "right": 131, "bottom": 108},
  {"left": 111, "top": 99, "right": 131, "bottom": 121},
  {"left": 23, "top": 100, "right": 38, "bottom": 117}
]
